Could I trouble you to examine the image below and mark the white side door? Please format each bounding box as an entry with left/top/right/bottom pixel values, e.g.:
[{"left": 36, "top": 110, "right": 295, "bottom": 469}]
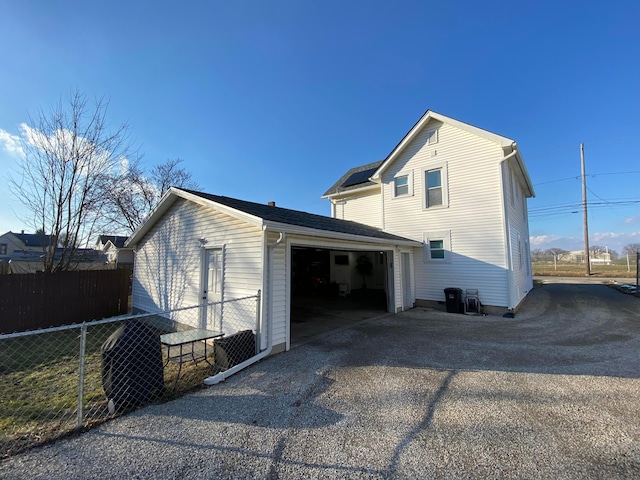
[{"left": 202, "top": 248, "right": 223, "bottom": 330}]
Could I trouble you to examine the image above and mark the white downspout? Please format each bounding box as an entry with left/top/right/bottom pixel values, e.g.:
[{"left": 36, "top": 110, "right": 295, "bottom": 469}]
[
  {"left": 501, "top": 147, "right": 518, "bottom": 310},
  {"left": 204, "top": 231, "right": 286, "bottom": 385}
]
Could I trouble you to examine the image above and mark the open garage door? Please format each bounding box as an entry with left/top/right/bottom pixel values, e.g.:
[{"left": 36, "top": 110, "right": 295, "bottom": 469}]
[{"left": 290, "top": 246, "right": 393, "bottom": 344}]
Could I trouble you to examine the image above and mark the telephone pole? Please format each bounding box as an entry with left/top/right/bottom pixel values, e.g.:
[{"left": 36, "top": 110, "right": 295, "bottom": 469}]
[{"left": 581, "top": 143, "right": 590, "bottom": 276}]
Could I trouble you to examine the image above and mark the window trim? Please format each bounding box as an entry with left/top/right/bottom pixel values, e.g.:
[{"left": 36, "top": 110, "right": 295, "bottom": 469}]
[
  {"left": 392, "top": 170, "right": 413, "bottom": 198},
  {"left": 426, "top": 127, "right": 439, "bottom": 145},
  {"left": 423, "top": 231, "right": 452, "bottom": 263},
  {"left": 422, "top": 162, "right": 448, "bottom": 210}
]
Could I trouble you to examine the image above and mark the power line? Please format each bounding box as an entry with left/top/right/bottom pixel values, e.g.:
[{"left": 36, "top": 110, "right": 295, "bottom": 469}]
[{"left": 533, "top": 170, "right": 640, "bottom": 186}]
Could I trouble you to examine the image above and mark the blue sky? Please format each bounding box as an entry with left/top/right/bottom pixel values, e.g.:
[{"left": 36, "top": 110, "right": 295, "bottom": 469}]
[{"left": 1, "top": 1, "right": 639, "bottom": 253}]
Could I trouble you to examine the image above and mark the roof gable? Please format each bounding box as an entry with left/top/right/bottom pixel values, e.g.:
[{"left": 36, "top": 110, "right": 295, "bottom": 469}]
[
  {"left": 98, "top": 235, "right": 128, "bottom": 248},
  {"left": 371, "top": 110, "right": 516, "bottom": 181},
  {"left": 368, "top": 109, "right": 534, "bottom": 197}
]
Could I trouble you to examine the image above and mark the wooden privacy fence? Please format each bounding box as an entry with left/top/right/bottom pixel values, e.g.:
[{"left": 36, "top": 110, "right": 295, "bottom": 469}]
[{"left": 0, "top": 269, "right": 132, "bottom": 334}]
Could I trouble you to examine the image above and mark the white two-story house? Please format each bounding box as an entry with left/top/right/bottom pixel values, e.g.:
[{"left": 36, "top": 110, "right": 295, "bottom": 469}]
[
  {"left": 323, "top": 110, "right": 535, "bottom": 313},
  {"left": 127, "top": 110, "right": 534, "bottom": 359}
]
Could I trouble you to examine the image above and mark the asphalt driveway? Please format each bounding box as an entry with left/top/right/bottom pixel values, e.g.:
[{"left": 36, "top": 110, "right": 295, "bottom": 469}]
[{"left": 1, "top": 283, "right": 639, "bottom": 479}]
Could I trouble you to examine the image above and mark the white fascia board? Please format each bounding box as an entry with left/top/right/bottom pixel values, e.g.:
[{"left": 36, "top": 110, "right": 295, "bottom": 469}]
[
  {"left": 372, "top": 110, "right": 515, "bottom": 181},
  {"left": 125, "top": 190, "right": 179, "bottom": 247},
  {"left": 513, "top": 148, "right": 536, "bottom": 198},
  {"left": 262, "top": 221, "right": 422, "bottom": 247},
  {"left": 126, "top": 187, "right": 265, "bottom": 247},
  {"left": 321, "top": 183, "right": 380, "bottom": 200}
]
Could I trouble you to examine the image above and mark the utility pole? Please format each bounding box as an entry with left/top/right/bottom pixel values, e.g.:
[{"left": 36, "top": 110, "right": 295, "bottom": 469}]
[{"left": 581, "top": 143, "right": 590, "bottom": 276}]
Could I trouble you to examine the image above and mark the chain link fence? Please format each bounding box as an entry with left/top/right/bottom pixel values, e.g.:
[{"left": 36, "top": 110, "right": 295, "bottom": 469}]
[{"left": 0, "top": 291, "right": 261, "bottom": 459}]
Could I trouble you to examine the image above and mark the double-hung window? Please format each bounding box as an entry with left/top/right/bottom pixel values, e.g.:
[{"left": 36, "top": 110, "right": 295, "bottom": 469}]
[
  {"left": 424, "top": 162, "right": 447, "bottom": 209},
  {"left": 428, "top": 239, "right": 445, "bottom": 259},
  {"left": 393, "top": 171, "right": 413, "bottom": 198},
  {"left": 424, "top": 231, "right": 451, "bottom": 262},
  {"left": 394, "top": 175, "right": 409, "bottom": 196},
  {"left": 0, "top": 243, "right": 6, "bottom": 256}
]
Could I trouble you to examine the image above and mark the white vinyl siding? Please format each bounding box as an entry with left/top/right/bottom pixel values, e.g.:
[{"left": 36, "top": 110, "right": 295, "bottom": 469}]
[
  {"left": 380, "top": 121, "right": 511, "bottom": 308},
  {"left": 267, "top": 231, "right": 287, "bottom": 350},
  {"left": 505, "top": 159, "right": 533, "bottom": 306},
  {"left": 333, "top": 188, "right": 382, "bottom": 229},
  {"left": 132, "top": 198, "right": 264, "bottom": 330}
]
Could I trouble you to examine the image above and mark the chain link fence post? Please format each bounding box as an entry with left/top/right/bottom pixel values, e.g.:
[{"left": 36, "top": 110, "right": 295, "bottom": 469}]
[
  {"left": 77, "top": 323, "right": 87, "bottom": 429},
  {"left": 255, "top": 290, "right": 261, "bottom": 353}
]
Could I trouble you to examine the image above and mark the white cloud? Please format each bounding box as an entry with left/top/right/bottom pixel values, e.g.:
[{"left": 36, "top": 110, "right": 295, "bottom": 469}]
[
  {"left": 625, "top": 215, "right": 640, "bottom": 224},
  {"left": 0, "top": 129, "right": 24, "bottom": 157},
  {"left": 529, "top": 235, "right": 561, "bottom": 246}
]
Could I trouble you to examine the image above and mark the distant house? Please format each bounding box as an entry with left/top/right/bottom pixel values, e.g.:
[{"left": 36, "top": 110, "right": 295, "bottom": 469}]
[
  {"left": 0, "top": 231, "right": 57, "bottom": 261},
  {"left": 96, "top": 235, "right": 134, "bottom": 267},
  {"left": 568, "top": 249, "right": 612, "bottom": 265},
  {"left": 3, "top": 248, "right": 110, "bottom": 274}
]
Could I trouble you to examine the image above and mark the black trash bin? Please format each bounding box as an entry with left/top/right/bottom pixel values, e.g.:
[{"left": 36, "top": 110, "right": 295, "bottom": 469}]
[
  {"left": 444, "top": 288, "right": 463, "bottom": 313},
  {"left": 213, "top": 330, "right": 256, "bottom": 370},
  {"left": 101, "top": 320, "right": 165, "bottom": 412}
]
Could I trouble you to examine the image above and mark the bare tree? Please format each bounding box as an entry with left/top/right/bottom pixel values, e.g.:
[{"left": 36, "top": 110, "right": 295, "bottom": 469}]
[
  {"left": 544, "top": 248, "right": 569, "bottom": 262},
  {"left": 9, "top": 90, "right": 134, "bottom": 272},
  {"left": 150, "top": 158, "right": 198, "bottom": 198},
  {"left": 105, "top": 158, "right": 199, "bottom": 233},
  {"left": 623, "top": 243, "right": 640, "bottom": 255}
]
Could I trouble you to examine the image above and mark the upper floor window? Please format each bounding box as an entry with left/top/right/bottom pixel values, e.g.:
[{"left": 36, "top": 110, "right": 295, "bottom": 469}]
[
  {"left": 424, "top": 163, "right": 448, "bottom": 209},
  {"left": 394, "top": 175, "right": 409, "bottom": 196},
  {"left": 0, "top": 243, "right": 6, "bottom": 256},
  {"left": 393, "top": 171, "right": 413, "bottom": 198},
  {"left": 426, "top": 127, "right": 439, "bottom": 145}
]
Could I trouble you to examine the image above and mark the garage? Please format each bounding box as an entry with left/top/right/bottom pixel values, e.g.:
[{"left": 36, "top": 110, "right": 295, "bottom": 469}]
[{"left": 289, "top": 245, "right": 393, "bottom": 344}]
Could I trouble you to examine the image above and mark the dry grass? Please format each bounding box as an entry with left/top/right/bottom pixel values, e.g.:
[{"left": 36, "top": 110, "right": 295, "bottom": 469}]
[
  {"left": 0, "top": 327, "right": 216, "bottom": 458},
  {"left": 532, "top": 263, "right": 637, "bottom": 278}
]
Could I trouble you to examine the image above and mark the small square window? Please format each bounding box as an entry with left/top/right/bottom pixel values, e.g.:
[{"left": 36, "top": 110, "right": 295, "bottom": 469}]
[
  {"left": 394, "top": 175, "right": 409, "bottom": 196},
  {"left": 424, "top": 231, "right": 451, "bottom": 263},
  {"left": 429, "top": 240, "right": 445, "bottom": 259}
]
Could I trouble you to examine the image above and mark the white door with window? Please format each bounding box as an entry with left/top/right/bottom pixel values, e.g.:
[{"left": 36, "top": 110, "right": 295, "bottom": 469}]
[{"left": 201, "top": 248, "right": 223, "bottom": 330}]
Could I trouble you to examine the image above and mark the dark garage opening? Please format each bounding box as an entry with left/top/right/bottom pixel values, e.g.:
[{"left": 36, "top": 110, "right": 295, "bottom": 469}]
[{"left": 290, "top": 246, "right": 389, "bottom": 344}]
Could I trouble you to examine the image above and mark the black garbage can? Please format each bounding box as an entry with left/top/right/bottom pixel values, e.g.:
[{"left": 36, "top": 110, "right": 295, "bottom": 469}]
[
  {"left": 444, "top": 288, "right": 463, "bottom": 313},
  {"left": 213, "top": 330, "right": 256, "bottom": 370},
  {"left": 101, "top": 320, "right": 165, "bottom": 412}
]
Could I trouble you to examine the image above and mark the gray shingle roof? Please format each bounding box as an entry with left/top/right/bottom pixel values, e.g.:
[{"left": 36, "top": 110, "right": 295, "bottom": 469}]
[
  {"left": 13, "top": 232, "right": 56, "bottom": 247},
  {"left": 99, "top": 235, "right": 128, "bottom": 248},
  {"left": 180, "top": 189, "right": 417, "bottom": 244},
  {"left": 322, "top": 160, "right": 383, "bottom": 197}
]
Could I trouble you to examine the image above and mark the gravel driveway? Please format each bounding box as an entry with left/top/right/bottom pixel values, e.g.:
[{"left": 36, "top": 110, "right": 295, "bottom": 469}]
[{"left": 2, "top": 283, "right": 639, "bottom": 479}]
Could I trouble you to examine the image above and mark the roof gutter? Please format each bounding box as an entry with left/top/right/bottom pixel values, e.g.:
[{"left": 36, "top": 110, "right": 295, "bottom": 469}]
[
  {"left": 262, "top": 221, "right": 421, "bottom": 247},
  {"left": 204, "top": 231, "right": 286, "bottom": 385}
]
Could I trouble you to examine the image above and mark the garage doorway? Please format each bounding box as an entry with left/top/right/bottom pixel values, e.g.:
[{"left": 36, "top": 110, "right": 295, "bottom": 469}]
[{"left": 290, "top": 246, "right": 391, "bottom": 344}]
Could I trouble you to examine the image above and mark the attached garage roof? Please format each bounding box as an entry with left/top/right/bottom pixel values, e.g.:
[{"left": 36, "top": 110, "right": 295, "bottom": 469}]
[{"left": 127, "top": 188, "right": 421, "bottom": 247}]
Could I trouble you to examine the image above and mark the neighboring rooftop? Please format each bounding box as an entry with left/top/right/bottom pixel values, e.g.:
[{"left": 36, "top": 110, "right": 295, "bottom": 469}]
[
  {"left": 7, "top": 232, "right": 56, "bottom": 247},
  {"left": 98, "top": 235, "right": 129, "bottom": 249}
]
